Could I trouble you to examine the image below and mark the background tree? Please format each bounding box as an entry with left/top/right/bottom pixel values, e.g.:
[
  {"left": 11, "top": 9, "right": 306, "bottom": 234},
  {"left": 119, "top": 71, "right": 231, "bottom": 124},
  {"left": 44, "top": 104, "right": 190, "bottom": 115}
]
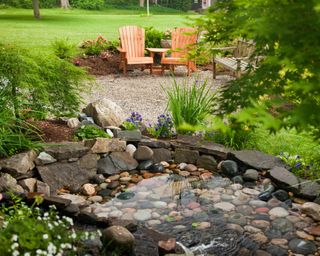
[
  {"left": 61, "top": 0, "right": 70, "bottom": 8},
  {"left": 32, "top": 0, "right": 40, "bottom": 19},
  {"left": 196, "top": 0, "right": 320, "bottom": 140}
]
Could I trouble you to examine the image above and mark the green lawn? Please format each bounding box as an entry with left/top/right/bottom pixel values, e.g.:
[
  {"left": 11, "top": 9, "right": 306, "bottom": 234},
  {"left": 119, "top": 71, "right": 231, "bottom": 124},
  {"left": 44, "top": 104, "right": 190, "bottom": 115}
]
[{"left": 0, "top": 8, "right": 196, "bottom": 54}]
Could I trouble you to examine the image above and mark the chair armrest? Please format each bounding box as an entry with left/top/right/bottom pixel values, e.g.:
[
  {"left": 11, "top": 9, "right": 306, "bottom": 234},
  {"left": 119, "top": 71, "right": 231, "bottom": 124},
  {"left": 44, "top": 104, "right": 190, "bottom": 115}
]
[
  {"left": 212, "top": 46, "right": 236, "bottom": 51},
  {"left": 117, "top": 47, "right": 126, "bottom": 53}
]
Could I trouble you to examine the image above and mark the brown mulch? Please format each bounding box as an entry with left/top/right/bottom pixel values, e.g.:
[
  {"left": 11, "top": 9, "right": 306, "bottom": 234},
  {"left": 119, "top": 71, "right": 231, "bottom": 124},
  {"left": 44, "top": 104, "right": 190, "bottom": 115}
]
[{"left": 33, "top": 120, "right": 75, "bottom": 143}]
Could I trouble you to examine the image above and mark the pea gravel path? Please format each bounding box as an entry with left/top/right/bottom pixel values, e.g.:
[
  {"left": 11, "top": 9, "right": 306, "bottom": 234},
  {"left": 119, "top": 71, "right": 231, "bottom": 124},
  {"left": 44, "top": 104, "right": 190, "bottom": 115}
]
[{"left": 82, "top": 69, "right": 232, "bottom": 123}]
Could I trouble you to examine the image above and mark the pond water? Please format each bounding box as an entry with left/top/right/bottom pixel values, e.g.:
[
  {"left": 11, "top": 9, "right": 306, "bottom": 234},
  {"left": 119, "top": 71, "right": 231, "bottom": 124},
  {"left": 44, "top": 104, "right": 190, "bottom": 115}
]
[{"left": 92, "top": 174, "right": 314, "bottom": 255}]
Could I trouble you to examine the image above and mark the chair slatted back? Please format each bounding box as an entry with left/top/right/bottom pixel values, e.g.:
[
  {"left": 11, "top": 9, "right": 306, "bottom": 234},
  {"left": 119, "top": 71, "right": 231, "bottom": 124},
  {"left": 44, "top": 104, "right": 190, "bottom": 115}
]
[
  {"left": 171, "top": 27, "right": 198, "bottom": 58},
  {"left": 234, "top": 39, "right": 256, "bottom": 58},
  {"left": 119, "top": 26, "right": 145, "bottom": 58}
]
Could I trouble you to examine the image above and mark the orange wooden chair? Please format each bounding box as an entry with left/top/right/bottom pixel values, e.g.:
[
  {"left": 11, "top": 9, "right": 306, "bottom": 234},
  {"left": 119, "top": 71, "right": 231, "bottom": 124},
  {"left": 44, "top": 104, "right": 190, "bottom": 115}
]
[
  {"left": 118, "top": 26, "right": 153, "bottom": 74},
  {"left": 161, "top": 27, "right": 198, "bottom": 76}
]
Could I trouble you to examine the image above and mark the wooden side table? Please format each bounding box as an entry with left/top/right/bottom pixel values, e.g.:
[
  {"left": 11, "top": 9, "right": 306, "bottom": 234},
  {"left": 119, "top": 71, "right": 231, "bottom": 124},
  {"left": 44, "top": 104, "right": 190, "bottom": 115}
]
[{"left": 146, "top": 48, "right": 170, "bottom": 72}]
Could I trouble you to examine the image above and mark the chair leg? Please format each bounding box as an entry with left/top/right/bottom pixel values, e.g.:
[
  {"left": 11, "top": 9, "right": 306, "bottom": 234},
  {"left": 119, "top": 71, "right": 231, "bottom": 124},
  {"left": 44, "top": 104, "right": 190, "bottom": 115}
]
[
  {"left": 123, "top": 63, "right": 127, "bottom": 74},
  {"left": 213, "top": 60, "right": 216, "bottom": 79},
  {"left": 161, "top": 65, "right": 165, "bottom": 75},
  {"left": 150, "top": 64, "right": 153, "bottom": 74}
]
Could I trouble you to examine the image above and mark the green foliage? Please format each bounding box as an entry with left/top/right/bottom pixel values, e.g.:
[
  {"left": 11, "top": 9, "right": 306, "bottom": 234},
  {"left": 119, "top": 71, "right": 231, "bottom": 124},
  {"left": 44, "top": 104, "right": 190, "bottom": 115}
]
[
  {"left": 122, "top": 112, "right": 142, "bottom": 130},
  {"left": 164, "top": 78, "right": 216, "bottom": 133},
  {"left": 70, "top": 0, "right": 104, "bottom": 10},
  {"left": 0, "top": 194, "right": 101, "bottom": 255},
  {"left": 0, "top": 109, "right": 41, "bottom": 157},
  {"left": 80, "top": 35, "right": 118, "bottom": 56},
  {"left": 158, "top": 0, "right": 192, "bottom": 12},
  {"left": 147, "top": 114, "right": 175, "bottom": 138},
  {"left": 196, "top": 0, "right": 320, "bottom": 140},
  {"left": 0, "top": 0, "right": 58, "bottom": 8},
  {"left": 75, "top": 125, "right": 111, "bottom": 140},
  {"left": 51, "top": 38, "right": 77, "bottom": 60},
  {"left": 0, "top": 43, "right": 89, "bottom": 119},
  {"left": 144, "top": 27, "right": 166, "bottom": 48}
]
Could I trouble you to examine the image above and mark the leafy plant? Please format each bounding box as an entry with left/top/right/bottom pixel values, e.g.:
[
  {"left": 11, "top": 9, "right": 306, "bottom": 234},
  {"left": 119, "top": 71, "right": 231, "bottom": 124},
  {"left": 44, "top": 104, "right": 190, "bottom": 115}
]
[
  {"left": 145, "top": 27, "right": 166, "bottom": 48},
  {"left": 196, "top": 0, "right": 320, "bottom": 140},
  {"left": 80, "top": 35, "right": 117, "bottom": 56},
  {"left": 51, "top": 38, "right": 77, "bottom": 60},
  {"left": 147, "top": 114, "right": 175, "bottom": 138},
  {"left": 122, "top": 112, "right": 143, "bottom": 130},
  {"left": 70, "top": 0, "right": 104, "bottom": 10},
  {"left": 164, "top": 78, "right": 216, "bottom": 133},
  {"left": 0, "top": 194, "right": 101, "bottom": 255},
  {"left": 75, "top": 125, "right": 111, "bottom": 140}
]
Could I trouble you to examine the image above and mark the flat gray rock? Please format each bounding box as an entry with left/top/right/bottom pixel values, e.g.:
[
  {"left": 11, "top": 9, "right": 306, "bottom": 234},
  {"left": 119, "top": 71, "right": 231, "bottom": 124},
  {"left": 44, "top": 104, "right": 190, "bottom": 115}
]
[
  {"left": 44, "top": 142, "right": 89, "bottom": 161},
  {"left": 229, "top": 150, "right": 285, "bottom": 171},
  {"left": 38, "top": 153, "right": 97, "bottom": 194},
  {"left": 269, "top": 167, "right": 299, "bottom": 191}
]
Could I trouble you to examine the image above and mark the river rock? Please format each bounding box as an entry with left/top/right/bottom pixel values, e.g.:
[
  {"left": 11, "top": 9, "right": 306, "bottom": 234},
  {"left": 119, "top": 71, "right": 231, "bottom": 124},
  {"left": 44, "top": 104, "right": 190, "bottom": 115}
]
[
  {"left": 158, "top": 238, "right": 176, "bottom": 255},
  {"left": 214, "top": 202, "right": 235, "bottom": 212},
  {"left": 134, "top": 146, "right": 154, "bottom": 161},
  {"left": 84, "top": 138, "right": 126, "bottom": 153},
  {"left": 174, "top": 148, "right": 199, "bottom": 164},
  {"left": 110, "top": 152, "right": 138, "bottom": 171},
  {"left": 38, "top": 153, "right": 97, "bottom": 194},
  {"left": 35, "top": 152, "right": 57, "bottom": 166},
  {"left": 134, "top": 209, "right": 152, "bottom": 221},
  {"left": 221, "top": 160, "right": 238, "bottom": 177},
  {"left": 229, "top": 150, "right": 284, "bottom": 171},
  {"left": 243, "top": 169, "right": 259, "bottom": 181},
  {"left": 82, "top": 183, "right": 96, "bottom": 196},
  {"left": 288, "top": 238, "right": 316, "bottom": 255},
  {"left": 266, "top": 245, "right": 287, "bottom": 256},
  {"left": 301, "top": 202, "right": 320, "bottom": 221},
  {"left": 83, "top": 99, "right": 125, "bottom": 127},
  {"left": 269, "top": 207, "right": 289, "bottom": 218},
  {"left": 271, "top": 189, "right": 289, "bottom": 201},
  {"left": 126, "top": 144, "right": 137, "bottom": 157},
  {"left": 0, "top": 150, "right": 37, "bottom": 178},
  {"left": 196, "top": 155, "right": 217, "bottom": 171},
  {"left": 102, "top": 226, "right": 135, "bottom": 251},
  {"left": 272, "top": 218, "right": 293, "bottom": 233}
]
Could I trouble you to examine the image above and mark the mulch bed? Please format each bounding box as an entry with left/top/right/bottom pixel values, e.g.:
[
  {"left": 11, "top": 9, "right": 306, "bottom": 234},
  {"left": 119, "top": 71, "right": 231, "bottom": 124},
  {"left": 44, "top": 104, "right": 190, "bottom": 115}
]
[{"left": 33, "top": 120, "right": 75, "bottom": 143}]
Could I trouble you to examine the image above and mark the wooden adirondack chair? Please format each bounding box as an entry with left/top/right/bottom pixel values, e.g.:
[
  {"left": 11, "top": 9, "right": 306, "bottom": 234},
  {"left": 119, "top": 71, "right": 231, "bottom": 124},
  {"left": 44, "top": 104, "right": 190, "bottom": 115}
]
[
  {"left": 161, "top": 27, "right": 198, "bottom": 76},
  {"left": 212, "top": 39, "right": 257, "bottom": 78},
  {"left": 118, "top": 26, "right": 153, "bottom": 74}
]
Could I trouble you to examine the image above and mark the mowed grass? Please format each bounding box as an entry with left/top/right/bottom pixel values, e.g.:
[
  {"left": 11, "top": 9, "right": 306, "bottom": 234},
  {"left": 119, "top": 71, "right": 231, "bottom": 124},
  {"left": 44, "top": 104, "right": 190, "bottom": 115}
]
[{"left": 0, "top": 8, "right": 196, "bottom": 54}]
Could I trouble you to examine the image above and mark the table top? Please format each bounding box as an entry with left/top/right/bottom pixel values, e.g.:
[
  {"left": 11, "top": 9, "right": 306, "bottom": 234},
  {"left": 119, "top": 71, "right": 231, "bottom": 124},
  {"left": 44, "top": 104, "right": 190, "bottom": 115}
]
[{"left": 146, "top": 48, "right": 170, "bottom": 53}]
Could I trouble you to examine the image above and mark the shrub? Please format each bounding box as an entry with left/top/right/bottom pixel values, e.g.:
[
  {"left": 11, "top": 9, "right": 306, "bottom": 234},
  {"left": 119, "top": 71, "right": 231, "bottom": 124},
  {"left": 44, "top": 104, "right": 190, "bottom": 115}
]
[
  {"left": 80, "top": 36, "right": 117, "bottom": 56},
  {"left": 51, "top": 39, "right": 77, "bottom": 60},
  {"left": 70, "top": 0, "right": 104, "bottom": 10},
  {"left": 164, "top": 78, "right": 216, "bottom": 133},
  {"left": 122, "top": 112, "right": 142, "bottom": 130},
  {"left": 0, "top": 43, "right": 89, "bottom": 119},
  {"left": 147, "top": 114, "right": 175, "bottom": 138},
  {"left": 158, "top": 0, "right": 192, "bottom": 11},
  {"left": 145, "top": 27, "right": 166, "bottom": 49},
  {"left": 0, "top": 0, "right": 58, "bottom": 8},
  {"left": 0, "top": 194, "right": 101, "bottom": 255},
  {"left": 75, "top": 125, "right": 111, "bottom": 140}
]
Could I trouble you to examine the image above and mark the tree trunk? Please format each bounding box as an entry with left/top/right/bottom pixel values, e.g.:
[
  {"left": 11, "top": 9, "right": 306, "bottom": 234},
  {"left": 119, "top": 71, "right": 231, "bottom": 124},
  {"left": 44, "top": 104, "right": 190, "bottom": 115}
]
[
  {"left": 139, "top": 0, "right": 144, "bottom": 7},
  {"left": 61, "top": 0, "right": 70, "bottom": 9},
  {"left": 32, "top": 0, "right": 40, "bottom": 19}
]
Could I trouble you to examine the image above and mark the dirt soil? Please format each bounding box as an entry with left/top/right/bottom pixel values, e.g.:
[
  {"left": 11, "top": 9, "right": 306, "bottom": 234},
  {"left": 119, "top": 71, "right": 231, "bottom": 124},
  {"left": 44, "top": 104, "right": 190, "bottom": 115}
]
[{"left": 34, "top": 120, "right": 75, "bottom": 143}]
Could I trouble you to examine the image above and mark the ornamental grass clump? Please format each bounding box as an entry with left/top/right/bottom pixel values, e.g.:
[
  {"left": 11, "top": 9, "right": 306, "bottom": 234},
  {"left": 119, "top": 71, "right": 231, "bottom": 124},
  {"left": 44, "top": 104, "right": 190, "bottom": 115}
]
[{"left": 164, "top": 78, "right": 216, "bottom": 134}]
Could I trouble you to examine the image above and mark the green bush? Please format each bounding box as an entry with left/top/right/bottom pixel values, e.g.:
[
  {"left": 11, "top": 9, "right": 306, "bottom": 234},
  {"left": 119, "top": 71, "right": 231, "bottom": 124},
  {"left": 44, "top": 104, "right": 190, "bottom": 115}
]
[
  {"left": 70, "top": 0, "right": 104, "bottom": 10},
  {"left": 145, "top": 27, "right": 166, "bottom": 49},
  {"left": 164, "top": 78, "right": 216, "bottom": 133},
  {"left": 80, "top": 36, "right": 118, "bottom": 56},
  {"left": 51, "top": 39, "right": 77, "bottom": 60},
  {"left": 158, "top": 0, "right": 192, "bottom": 11},
  {"left": 75, "top": 125, "right": 111, "bottom": 140},
  {"left": 0, "top": 0, "right": 58, "bottom": 8},
  {"left": 0, "top": 194, "right": 101, "bottom": 255},
  {"left": 196, "top": 0, "right": 320, "bottom": 140},
  {"left": 0, "top": 43, "right": 89, "bottom": 119}
]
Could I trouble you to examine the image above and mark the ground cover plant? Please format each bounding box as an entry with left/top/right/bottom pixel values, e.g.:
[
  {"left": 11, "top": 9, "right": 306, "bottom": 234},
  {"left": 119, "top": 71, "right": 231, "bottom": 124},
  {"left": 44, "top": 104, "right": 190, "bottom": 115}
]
[
  {"left": 0, "top": 194, "right": 101, "bottom": 255},
  {"left": 0, "top": 8, "right": 193, "bottom": 54}
]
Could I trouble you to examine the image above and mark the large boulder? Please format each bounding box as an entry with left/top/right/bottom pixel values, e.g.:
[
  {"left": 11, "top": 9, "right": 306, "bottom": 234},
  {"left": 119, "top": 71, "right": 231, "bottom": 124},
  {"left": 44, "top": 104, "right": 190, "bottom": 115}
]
[
  {"left": 228, "top": 150, "right": 285, "bottom": 171},
  {"left": 196, "top": 155, "right": 217, "bottom": 171},
  {"left": 102, "top": 226, "right": 135, "bottom": 252},
  {"left": 0, "top": 173, "right": 24, "bottom": 193},
  {"left": 0, "top": 150, "right": 37, "bottom": 178},
  {"left": 152, "top": 148, "right": 172, "bottom": 163},
  {"left": 174, "top": 148, "right": 199, "bottom": 164},
  {"left": 37, "top": 153, "right": 98, "bottom": 194},
  {"left": 43, "top": 142, "right": 89, "bottom": 161},
  {"left": 83, "top": 99, "right": 125, "bottom": 128},
  {"left": 268, "top": 167, "right": 299, "bottom": 191}
]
